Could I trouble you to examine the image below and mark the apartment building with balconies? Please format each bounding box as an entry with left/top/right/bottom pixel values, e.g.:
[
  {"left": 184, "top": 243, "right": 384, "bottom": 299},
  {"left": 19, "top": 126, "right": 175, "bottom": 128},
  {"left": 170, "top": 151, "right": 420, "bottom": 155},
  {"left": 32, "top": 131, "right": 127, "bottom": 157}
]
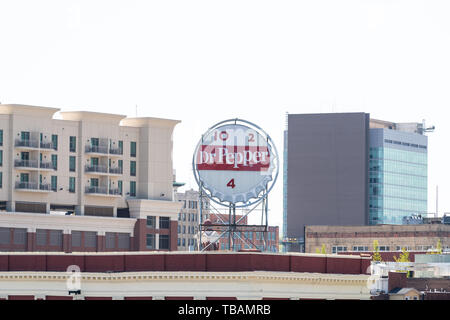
[{"left": 0, "top": 104, "right": 182, "bottom": 252}]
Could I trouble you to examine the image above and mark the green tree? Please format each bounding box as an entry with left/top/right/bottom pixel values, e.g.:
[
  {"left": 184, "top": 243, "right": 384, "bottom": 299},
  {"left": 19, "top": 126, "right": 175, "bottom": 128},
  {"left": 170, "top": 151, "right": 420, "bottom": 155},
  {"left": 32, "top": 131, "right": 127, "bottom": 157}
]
[
  {"left": 372, "top": 240, "right": 383, "bottom": 262},
  {"left": 315, "top": 244, "right": 327, "bottom": 254},
  {"left": 436, "top": 239, "right": 443, "bottom": 254},
  {"left": 393, "top": 247, "right": 412, "bottom": 277},
  {"left": 393, "top": 247, "right": 410, "bottom": 262}
]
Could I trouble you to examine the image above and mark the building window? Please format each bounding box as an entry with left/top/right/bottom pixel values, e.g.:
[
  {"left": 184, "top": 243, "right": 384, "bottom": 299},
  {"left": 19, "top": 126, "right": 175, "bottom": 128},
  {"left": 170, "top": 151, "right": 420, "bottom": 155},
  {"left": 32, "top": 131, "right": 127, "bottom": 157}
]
[
  {"left": 49, "top": 230, "right": 62, "bottom": 246},
  {"left": 0, "top": 129, "right": 3, "bottom": 146},
  {"left": 72, "top": 231, "right": 82, "bottom": 247},
  {"left": 130, "top": 181, "right": 136, "bottom": 197},
  {"left": 352, "top": 246, "right": 369, "bottom": 252},
  {"left": 379, "top": 246, "right": 390, "bottom": 252},
  {"left": 0, "top": 172, "right": 2, "bottom": 189},
  {"left": 118, "top": 180, "right": 123, "bottom": 195},
  {"left": 69, "top": 136, "right": 76, "bottom": 152},
  {"left": 13, "top": 229, "right": 27, "bottom": 245},
  {"left": 118, "top": 140, "right": 123, "bottom": 154},
  {"left": 85, "top": 231, "right": 97, "bottom": 248},
  {"left": 106, "top": 232, "right": 116, "bottom": 249},
  {"left": 69, "top": 177, "right": 76, "bottom": 193},
  {"left": 146, "top": 234, "right": 155, "bottom": 249},
  {"left": 21, "top": 151, "right": 29, "bottom": 161},
  {"left": 91, "top": 137, "right": 99, "bottom": 147},
  {"left": 118, "top": 233, "right": 130, "bottom": 250},
  {"left": 51, "top": 134, "right": 58, "bottom": 150},
  {"left": 159, "top": 235, "right": 169, "bottom": 250},
  {"left": 90, "top": 178, "right": 99, "bottom": 187},
  {"left": 147, "top": 216, "right": 156, "bottom": 228},
  {"left": 36, "top": 229, "right": 47, "bottom": 246},
  {"left": 177, "top": 238, "right": 181, "bottom": 246},
  {"left": 51, "top": 154, "right": 57, "bottom": 170},
  {"left": 21, "top": 131, "right": 30, "bottom": 141},
  {"left": 51, "top": 176, "right": 57, "bottom": 191},
  {"left": 0, "top": 228, "right": 10, "bottom": 244},
  {"left": 182, "top": 226, "right": 186, "bottom": 234},
  {"left": 20, "top": 172, "right": 29, "bottom": 183},
  {"left": 130, "top": 141, "right": 136, "bottom": 157},
  {"left": 332, "top": 246, "right": 347, "bottom": 254},
  {"left": 182, "top": 238, "right": 186, "bottom": 247},
  {"left": 0, "top": 150, "right": 2, "bottom": 166},
  {"left": 69, "top": 156, "right": 76, "bottom": 172},
  {"left": 130, "top": 161, "right": 136, "bottom": 176}
]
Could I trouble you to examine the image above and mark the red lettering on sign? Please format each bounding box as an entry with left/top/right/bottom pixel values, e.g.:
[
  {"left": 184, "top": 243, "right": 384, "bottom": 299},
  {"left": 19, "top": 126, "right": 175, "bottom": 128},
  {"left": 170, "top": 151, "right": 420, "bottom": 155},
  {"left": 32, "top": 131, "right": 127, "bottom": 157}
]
[
  {"left": 197, "top": 145, "right": 270, "bottom": 171},
  {"left": 227, "top": 179, "right": 236, "bottom": 189}
]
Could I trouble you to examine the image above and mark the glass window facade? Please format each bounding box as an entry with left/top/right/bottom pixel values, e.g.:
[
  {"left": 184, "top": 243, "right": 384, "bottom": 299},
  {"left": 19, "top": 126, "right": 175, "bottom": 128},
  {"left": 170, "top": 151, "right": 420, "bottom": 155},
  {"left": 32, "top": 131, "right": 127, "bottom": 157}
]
[
  {"left": 69, "top": 136, "right": 76, "bottom": 152},
  {"left": 69, "top": 177, "right": 76, "bottom": 193},
  {"left": 130, "top": 181, "right": 136, "bottom": 197},
  {"left": 369, "top": 145, "right": 427, "bottom": 225},
  {"left": 69, "top": 156, "right": 76, "bottom": 172}
]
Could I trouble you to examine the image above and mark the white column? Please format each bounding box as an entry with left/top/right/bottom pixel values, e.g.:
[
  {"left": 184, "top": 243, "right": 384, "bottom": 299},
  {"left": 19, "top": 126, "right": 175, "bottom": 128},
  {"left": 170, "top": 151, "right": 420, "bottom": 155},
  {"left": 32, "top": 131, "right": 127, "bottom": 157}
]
[{"left": 155, "top": 233, "right": 160, "bottom": 250}]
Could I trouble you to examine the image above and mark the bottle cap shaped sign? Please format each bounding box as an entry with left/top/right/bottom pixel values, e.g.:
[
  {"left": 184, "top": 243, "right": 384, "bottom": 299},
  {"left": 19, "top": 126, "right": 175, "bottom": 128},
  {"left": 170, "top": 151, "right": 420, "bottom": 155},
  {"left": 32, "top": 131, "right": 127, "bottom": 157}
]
[{"left": 193, "top": 119, "right": 279, "bottom": 207}]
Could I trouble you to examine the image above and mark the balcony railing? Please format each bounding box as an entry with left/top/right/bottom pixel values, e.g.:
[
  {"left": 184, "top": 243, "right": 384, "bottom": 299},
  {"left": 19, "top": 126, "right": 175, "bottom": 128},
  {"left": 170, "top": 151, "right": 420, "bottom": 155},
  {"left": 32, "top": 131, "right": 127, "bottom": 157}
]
[
  {"left": 15, "top": 182, "right": 51, "bottom": 191},
  {"left": 109, "top": 147, "right": 123, "bottom": 155},
  {"left": 14, "top": 159, "right": 38, "bottom": 168},
  {"left": 40, "top": 141, "right": 55, "bottom": 150},
  {"left": 85, "top": 164, "right": 108, "bottom": 173},
  {"left": 85, "top": 145, "right": 108, "bottom": 154},
  {"left": 108, "top": 188, "right": 122, "bottom": 196},
  {"left": 39, "top": 161, "right": 56, "bottom": 170},
  {"left": 15, "top": 139, "right": 39, "bottom": 148},
  {"left": 39, "top": 183, "right": 52, "bottom": 191},
  {"left": 109, "top": 167, "right": 123, "bottom": 174},
  {"left": 85, "top": 186, "right": 107, "bottom": 194}
]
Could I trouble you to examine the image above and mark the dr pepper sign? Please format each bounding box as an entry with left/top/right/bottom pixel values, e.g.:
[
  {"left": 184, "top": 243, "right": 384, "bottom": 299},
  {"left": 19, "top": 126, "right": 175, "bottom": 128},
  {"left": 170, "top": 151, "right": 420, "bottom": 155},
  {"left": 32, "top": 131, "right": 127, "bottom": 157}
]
[{"left": 193, "top": 119, "right": 278, "bottom": 206}]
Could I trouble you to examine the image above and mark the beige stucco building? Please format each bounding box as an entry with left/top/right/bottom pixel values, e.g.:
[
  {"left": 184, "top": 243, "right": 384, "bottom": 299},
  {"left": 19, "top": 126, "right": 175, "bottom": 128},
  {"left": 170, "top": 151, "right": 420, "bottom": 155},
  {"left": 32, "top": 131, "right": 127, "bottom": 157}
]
[{"left": 0, "top": 104, "right": 182, "bottom": 252}]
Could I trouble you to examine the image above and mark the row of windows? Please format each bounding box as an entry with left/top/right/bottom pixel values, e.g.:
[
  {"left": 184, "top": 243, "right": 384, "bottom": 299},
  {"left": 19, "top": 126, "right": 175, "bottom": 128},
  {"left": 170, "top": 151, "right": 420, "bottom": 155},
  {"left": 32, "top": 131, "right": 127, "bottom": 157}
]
[
  {"left": 369, "top": 197, "right": 427, "bottom": 213},
  {"left": 370, "top": 147, "right": 427, "bottom": 165},
  {"left": 217, "top": 243, "right": 278, "bottom": 252},
  {"left": 332, "top": 245, "right": 391, "bottom": 253},
  {"left": 178, "top": 238, "right": 197, "bottom": 247},
  {"left": 146, "top": 234, "right": 169, "bottom": 250},
  {"left": 369, "top": 184, "right": 427, "bottom": 201},
  {"left": 178, "top": 212, "right": 201, "bottom": 222},
  {"left": 369, "top": 171, "right": 427, "bottom": 188},
  {"left": 180, "top": 200, "right": 209, "bottom": 209},
  {"left": 178, "top": 225, "right": 197, "bottom": 234},
  {"left": 383, "top": 139, "right": 427, "bottom": 150},
  {"left": 0, "top": 227, "right": 27, "bottom": 245},
  {"left": 335, "top": 245, "right": 444, "bottom": 252},
  {"left": 0, "top": 228, "right": 132, "bottom": 249},
  {"left": 369, "top": 160, "right": 427, "bottom": 177},
  {"left": 11, "top": 173, "right": 134, "bottom": 196},
  {"left": 146, "top": 216, "right": 170, "bottom": 229},
  {"left": 0, "top": 130, "right": 137, "bottom": 158}
]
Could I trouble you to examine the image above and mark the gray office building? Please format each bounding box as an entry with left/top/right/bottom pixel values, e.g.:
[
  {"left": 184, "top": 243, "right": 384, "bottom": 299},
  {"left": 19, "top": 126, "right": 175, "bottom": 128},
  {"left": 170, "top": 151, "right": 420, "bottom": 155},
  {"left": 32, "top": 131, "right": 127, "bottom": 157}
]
[{"left": 283, "top": 113, "right": 431, "bottom": 252}]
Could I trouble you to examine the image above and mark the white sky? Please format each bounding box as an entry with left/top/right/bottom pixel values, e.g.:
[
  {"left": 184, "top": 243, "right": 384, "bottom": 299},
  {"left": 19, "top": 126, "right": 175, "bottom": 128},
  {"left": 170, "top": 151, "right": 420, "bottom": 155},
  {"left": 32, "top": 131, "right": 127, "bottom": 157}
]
[{"left": 1, "top": 0, "right": 449, "bottom": 233}]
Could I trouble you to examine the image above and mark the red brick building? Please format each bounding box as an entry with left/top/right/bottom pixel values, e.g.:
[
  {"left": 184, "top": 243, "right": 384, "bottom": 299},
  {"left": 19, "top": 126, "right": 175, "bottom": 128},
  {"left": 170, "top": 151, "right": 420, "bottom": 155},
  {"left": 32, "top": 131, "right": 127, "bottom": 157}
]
[{"left": 208, "top": 214, "right": 279, "bottom": 252}]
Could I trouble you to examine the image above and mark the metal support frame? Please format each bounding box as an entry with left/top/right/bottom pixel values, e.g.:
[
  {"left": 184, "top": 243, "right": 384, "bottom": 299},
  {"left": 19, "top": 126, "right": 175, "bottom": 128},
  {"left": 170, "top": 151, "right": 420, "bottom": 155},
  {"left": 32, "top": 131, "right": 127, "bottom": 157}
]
[{"left": 198, "top": 193, "right": 270, "bottom": 252}]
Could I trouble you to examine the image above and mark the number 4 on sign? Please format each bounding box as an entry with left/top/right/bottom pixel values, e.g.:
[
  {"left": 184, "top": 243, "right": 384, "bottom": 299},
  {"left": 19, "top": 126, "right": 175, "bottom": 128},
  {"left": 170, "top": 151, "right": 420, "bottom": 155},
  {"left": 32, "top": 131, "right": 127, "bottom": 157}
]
[{"left": 227, "top": 179, "right": 236, "bottom": 189}]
